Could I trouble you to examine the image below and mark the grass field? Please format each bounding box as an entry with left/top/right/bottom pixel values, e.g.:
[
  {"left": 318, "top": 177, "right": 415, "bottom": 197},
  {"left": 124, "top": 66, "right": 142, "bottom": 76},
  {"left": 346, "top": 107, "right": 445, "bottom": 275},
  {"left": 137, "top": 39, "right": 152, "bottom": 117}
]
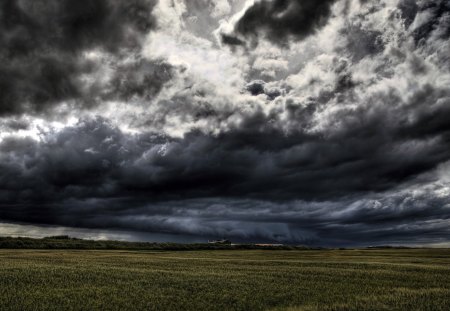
[{"left": 0, "top": 249, "right": 449, "bottom": 311}]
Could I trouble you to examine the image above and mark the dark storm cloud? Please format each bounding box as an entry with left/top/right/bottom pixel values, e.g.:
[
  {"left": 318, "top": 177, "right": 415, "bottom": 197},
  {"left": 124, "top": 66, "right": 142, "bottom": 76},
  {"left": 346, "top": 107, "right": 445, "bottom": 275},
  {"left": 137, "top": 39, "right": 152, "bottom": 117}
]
[
  {"left": 398, "top": 0, "right": 418, "bottom": 28},
  {"left": 2, "top": 51, "right": 450, "bottom": 209},
  {"left": 1, "top": 77, "right": 450, "bottom": 244},
  {"left": 223, "top": 0, "right": 337, "bottom": 46},
  {"left": 1, "top": 0, "right": 450, "bottom": 246},
  {"left": 245, "top": 80, "right": 282, "bottom": 100},
  {"left": 1, "top": 179, "right": 449, "bottom": 246},
  {"left": 409, "top": 0, "right": 450, "bottom": 43},
  {"left": 221, "top": 34, "right": 245, "bottom": 46},
  {"left": 0, "top": 0, "right": 158, "bottom": 116}
]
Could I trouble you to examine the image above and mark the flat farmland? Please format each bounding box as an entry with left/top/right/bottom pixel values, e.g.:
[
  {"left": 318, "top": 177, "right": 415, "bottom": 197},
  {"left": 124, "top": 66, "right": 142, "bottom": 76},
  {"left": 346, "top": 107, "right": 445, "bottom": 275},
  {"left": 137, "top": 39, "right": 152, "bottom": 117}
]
[{"left": 0, "top": 249, "right": 449, "bottom": 311}]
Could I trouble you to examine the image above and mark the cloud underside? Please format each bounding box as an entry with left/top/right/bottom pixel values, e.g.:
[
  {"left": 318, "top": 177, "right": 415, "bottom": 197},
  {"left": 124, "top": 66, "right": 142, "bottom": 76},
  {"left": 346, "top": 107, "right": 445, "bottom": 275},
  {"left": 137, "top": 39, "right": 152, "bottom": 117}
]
[
  {"left": 0, "top": 0, "right": 166, "bottom": 116},
  {"left": 1, "top": 0, "right": 450, "bottom": 245},
  {"left": 224, "top": 0, "right": 337, "bottom": 46}
]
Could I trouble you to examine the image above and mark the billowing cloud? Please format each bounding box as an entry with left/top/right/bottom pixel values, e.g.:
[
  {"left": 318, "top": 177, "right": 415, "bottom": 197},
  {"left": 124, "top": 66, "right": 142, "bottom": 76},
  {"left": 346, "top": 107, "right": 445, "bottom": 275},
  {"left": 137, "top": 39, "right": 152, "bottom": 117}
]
[
  {"left": 1, "top": 0, "right": 450, "bottom": 246},
  {"left": 0, "top": 0, "right": 159, "bottom": 116},
  {"left": 222, "top": 0, "right": 337, "bottom": 46}
]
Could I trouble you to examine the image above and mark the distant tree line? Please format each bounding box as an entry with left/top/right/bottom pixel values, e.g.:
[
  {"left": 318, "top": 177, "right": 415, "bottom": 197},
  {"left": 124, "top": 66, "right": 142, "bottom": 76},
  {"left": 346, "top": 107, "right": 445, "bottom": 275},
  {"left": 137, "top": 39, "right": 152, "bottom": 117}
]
[{"left": 0, "top": 237, "right": 312, "bottom": 251}]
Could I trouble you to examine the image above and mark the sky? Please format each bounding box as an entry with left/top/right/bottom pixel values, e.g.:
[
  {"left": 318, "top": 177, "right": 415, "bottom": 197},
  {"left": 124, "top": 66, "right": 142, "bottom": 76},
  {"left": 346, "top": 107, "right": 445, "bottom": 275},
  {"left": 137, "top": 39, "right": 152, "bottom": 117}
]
[{"left": 0, "top": 0, "right": 449, "bottom": 247}]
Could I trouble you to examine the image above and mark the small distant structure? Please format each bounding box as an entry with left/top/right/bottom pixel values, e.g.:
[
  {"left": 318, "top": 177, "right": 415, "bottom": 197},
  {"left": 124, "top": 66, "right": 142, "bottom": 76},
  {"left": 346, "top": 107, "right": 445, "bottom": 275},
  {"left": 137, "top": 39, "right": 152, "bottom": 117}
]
[{"left": 208, "top": 239, "right": 231, "bottom": 245}]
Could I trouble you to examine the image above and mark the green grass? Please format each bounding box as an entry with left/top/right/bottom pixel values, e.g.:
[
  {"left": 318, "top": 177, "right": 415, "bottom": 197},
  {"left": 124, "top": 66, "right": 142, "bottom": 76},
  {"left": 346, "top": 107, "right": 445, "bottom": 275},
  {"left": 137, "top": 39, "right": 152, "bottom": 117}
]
[{"left": 0, "top": 249, "right": 449, "bottom": 310}]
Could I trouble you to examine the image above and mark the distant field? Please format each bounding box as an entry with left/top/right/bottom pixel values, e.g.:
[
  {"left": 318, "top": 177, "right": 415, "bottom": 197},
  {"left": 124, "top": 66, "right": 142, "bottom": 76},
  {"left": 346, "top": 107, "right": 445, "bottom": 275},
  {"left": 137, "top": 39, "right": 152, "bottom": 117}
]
[{"left": 0, "top": 249, "right": 449, "bottom": 311}]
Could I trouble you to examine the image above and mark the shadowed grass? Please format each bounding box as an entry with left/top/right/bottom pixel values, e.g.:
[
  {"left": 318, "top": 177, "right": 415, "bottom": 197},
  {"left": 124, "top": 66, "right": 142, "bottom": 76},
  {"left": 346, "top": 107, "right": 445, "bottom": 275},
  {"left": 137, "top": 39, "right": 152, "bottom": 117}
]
[{"left": 0, "top": 249, "right": 449, "bottom": 310}]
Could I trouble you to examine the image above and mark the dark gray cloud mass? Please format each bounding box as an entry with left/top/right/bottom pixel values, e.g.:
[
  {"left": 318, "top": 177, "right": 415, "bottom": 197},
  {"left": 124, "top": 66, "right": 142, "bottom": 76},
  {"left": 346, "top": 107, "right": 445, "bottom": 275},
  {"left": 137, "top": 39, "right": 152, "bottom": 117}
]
[
  {"left": 223, "top": 0, "right": 337, "bottom": 46},
  {"left": 0, "top": 0, "right": 160, "bottom": 115},
  {"left": 0, "top": 0, "right": 450, "bottom": 246},
  {"left": 409, "top": 0, "right": 450, "bottom": 43},
  {"left": 1, "top": 91, "right": 450, "bottom": 244}
]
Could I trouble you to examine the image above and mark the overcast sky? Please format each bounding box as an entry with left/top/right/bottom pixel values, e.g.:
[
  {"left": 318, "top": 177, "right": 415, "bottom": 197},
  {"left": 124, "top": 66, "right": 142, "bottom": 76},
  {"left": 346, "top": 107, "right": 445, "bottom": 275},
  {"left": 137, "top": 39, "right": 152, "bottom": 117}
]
[{"left": 0, "top": 0, "right": 449, "bottom": 247}]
